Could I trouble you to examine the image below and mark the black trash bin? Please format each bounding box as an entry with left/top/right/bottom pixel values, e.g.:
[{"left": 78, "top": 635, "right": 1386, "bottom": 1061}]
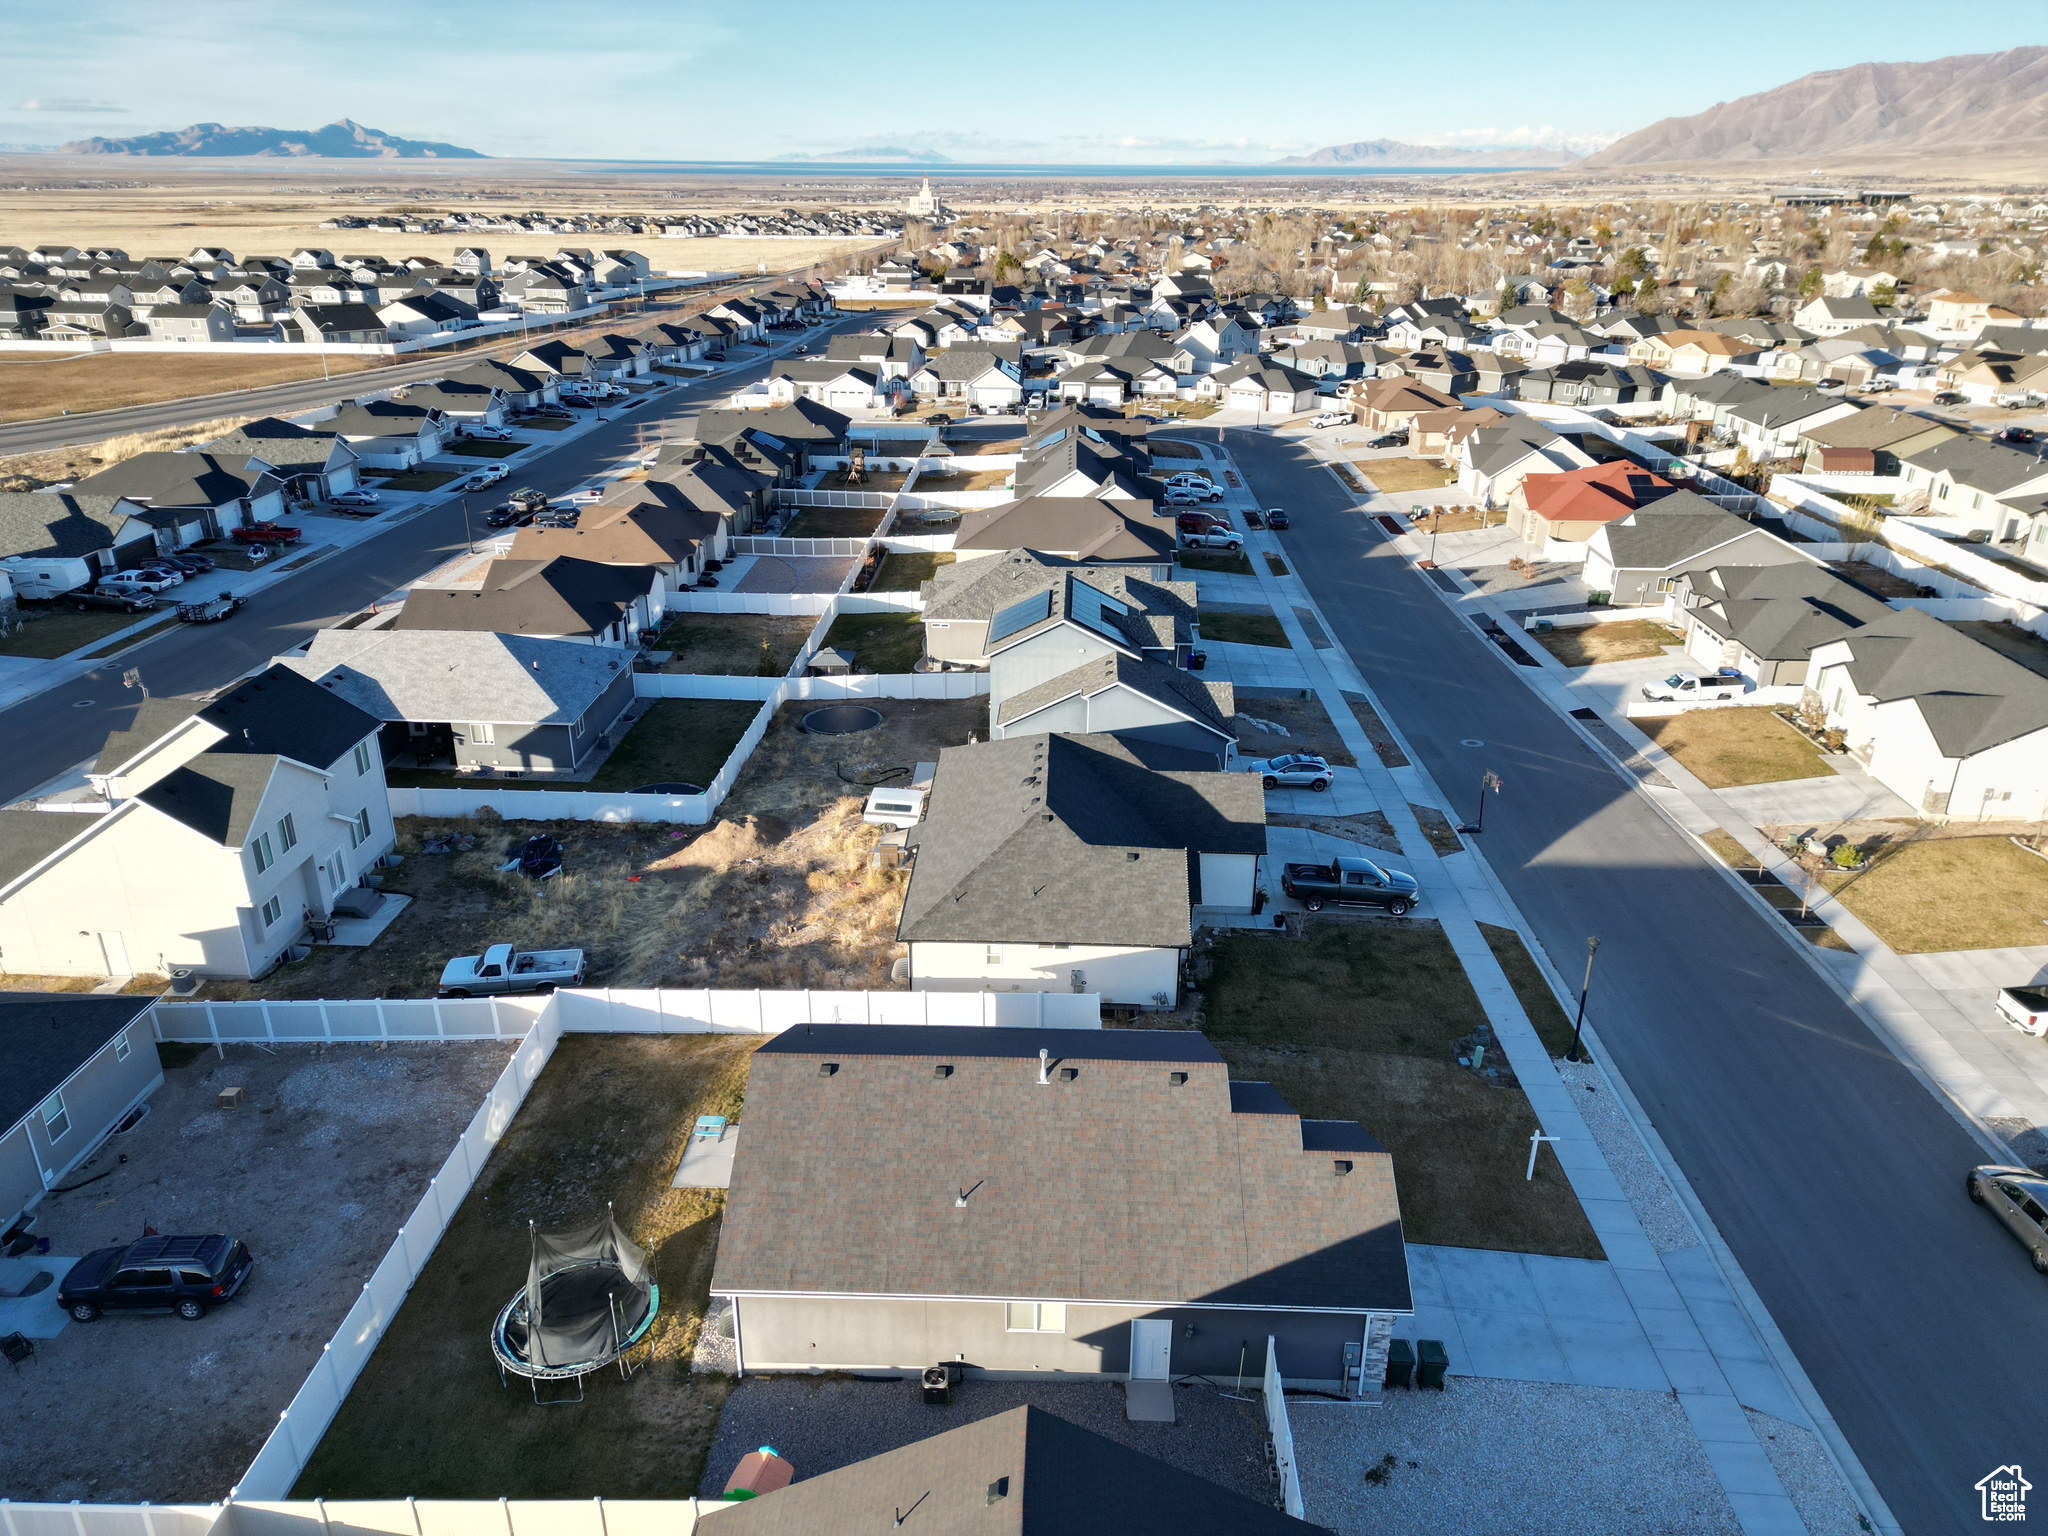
[
  {"left": 1383, "top": 1338, "right": 1415, "bottom": 1390},
  {"left": 921, "top": 1365, "right": 953, "bottom": 1405},
  {"left": 1416, "top": 1338, "right": 1449, "bottom": 1390}
]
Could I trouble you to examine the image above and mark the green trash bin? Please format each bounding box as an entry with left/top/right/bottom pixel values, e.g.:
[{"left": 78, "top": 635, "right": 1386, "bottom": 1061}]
[
  {"left": 1383, "top": 1337, "right": 1415, "bottom": 1390},
  {"left": 1416, "top": 1338, "right": 1449, "bottom": 1390}
]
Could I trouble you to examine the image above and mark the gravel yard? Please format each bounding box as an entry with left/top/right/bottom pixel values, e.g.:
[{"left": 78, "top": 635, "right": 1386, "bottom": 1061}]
[
  {"left": 703, "top": 1375, "right": 1276, "bottom": 1506},
  {"left": 1745, "top": 1409, "right": 1865, "bottom": 1536},
  {"left": 1556, "top": 1061, "right": 1700, "bottom": 1254},
  {"left": 1291, "top": 1378, "right": 1739, "bottom": 1535},
  {"left": 0, "top": 1040, "right": 513, "bottom": 1504}
]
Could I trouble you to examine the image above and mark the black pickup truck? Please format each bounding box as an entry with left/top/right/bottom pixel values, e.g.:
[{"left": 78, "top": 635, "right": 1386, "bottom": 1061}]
[{"left": 1281, "top": 856, "right": 1419, "bottom": 916}]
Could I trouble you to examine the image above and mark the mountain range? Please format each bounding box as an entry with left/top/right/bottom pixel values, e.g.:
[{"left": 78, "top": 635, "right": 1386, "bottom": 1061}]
[
  {"left": 1579, "top": 46, "right": 2048, "bottom": 168},
  {"left": 56, "top": 119, "right": 484, "bottom": 158},
  {"left": 1272, "top": 138, "right": 1579, "bottom": 168},
  {"left": 773, "top": 147, "right": 953, "bottom": 163}
]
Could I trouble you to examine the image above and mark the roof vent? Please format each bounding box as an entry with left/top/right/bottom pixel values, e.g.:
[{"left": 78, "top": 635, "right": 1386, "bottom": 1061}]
[
  {"left": 1333, "top": 1160, "right": 1353, "bottom": 1176},
  {"left": 1058, "top": 1066, "right": 1078, "bottom": 1082},
  {"left": 1168, "top": 1071, "right": 1187, "bottom": 1086},
  {"left": 817, "top": 1062, "right": 838, "bottom": 1078},
  {"left": 933, "top": 1064, "right": 953, "bottom": 1079},
  {"left": 986, "top": 1478, "right": 1010, "bottom": 1506},
  {"left": 1126, "top": 851, "right": 1140, "bottom": 861}
]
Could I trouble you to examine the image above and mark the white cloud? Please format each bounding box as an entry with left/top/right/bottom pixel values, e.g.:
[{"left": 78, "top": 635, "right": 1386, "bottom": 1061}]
[
  {"left": 1411, "top": 124, "right": 1621, "bottom": 155},
  {"left": 17, "top": 98, "right": 126, "bottom": 114}
]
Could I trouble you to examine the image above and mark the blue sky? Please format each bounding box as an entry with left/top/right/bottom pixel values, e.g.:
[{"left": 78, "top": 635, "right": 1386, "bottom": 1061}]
[{"left": 5, "top": 0, "right": 2041, "bottom": 163}]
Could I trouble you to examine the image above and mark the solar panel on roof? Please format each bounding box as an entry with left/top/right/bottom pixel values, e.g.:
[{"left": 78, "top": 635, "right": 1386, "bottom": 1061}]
[
  {"left": 988, "top": 589, "right": 1054, "bottom": 644},
  {"left": 1067, "top": 580, "right": 1131, "bottom": 645}
]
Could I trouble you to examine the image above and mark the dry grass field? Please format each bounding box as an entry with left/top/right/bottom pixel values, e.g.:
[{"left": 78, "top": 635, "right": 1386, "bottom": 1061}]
[{"left": 0, "top": 352, "right": 380, "bottom": 422}]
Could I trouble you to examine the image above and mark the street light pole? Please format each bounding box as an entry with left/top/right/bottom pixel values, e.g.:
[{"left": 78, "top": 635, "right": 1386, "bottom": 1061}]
[
  {"left": 1566, "top": 936, "right": 1601, "bottom": 1063},
  {"left": 460, "top": 493, "right": 475, "bottom": 554}
]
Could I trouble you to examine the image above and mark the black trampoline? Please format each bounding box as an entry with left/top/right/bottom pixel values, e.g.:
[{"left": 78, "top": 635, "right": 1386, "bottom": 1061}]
[
  {"left": 492, "top": 1207, "right": 658, "bottom": 1403},
  {"left": 802, "top": 705, "right": 882, "bottom": 735}
]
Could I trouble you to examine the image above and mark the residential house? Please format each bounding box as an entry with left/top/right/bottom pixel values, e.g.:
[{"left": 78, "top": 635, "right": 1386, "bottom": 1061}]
[
  {"left": 1409, "top": 405, "right": 1507, "bottom": 465},
  {"left": 70, "top": 453, "right": 285, "bottom": 546},
  {"left": 197, "top": 418, "right": 362, "bottom": 503},
  {"left": 306, "top": 399, "right": 447, "bottom": 470},
  {"left": 285, "top": 629, "right": 637, "bottom": 776},
  {"left": 766, "top": 359, "right": 894, "bottom": 413},
  {"left": 0, "top": 994, "right": 162, "bottom": 1241},
  {"left": 1667, "top": 371, "right": 1773, "bottom": 430},
  {"left": 1797, "top": 409, "right": 1956, "bottom": 478},
  {"left": 511, "top": 340, "right": 598, "bottom": 390},
  {"left": 909, "top": 347, "right": 1025, "bottom": 410},
  {"left": 697, "top": 1407, "right": 1323, "bottom": 1534},
  {"left": 1402, "top": 350, "right": 1479, "bottom": 398},
  {"left": 1456, "top": 420, "right": 1597, "bottom": 505},
  {"left": 1515, "top": 360, "right": 1662, "bottom": 407},
  {"left": 508, "top": 501, "right": 706, "bottom": 588},
  {"left": 376, "top": 290, "right": 477, "bottom": 339},
  {"left": 951, "top": 498, "right": 1179, "bottom": 575},
  {"left": 1674, "top": 563, "right": 1891, "bottom": 685},
  {"left": 1822, "top": 266, "right": 1900, "bottom": 299},
  {"left": 284, "top": 303, "right": 389, "bottom": 344},
  {"left": 0, "top": 491, "right": 162, "bottom": 571},
  {"left": 43, "top": 300, "right": 137, "bottom": 340},
  {"left": 1012, "top": 422, "right": 1150, "bottom": 501},
  {"left": 394, "top": 556, "right": 661, "bottom": 645},
  {"left": 1211, "top": 358, "right": 1319, "bottom": 416},
  {"left": 1268, "top": 339, "right": 1369, "bottom": 381},
  {"left": 645, "top": 441, "right": 776, "bottom": 535},
  {"left": 1806, "top": 605, "right": 2048, "bottom": 820},
  {"left": 1513, "top": 459, "right": 1678, "bottom": 548},
  {"left": 1898, "top": 436, "right": 2048, "bottom": 542},
  {"left": 1347, "top": 377, "right": 1459, "bottom": 433},
  {"left": 921, "top": 549, "right": 1195, "bottom": 669},
  {"left": 1792, "top": 294, "right": 1883, "bottom": 337},
  {"left": 1582, "top": 490, "right": 1816, "bottom": 605},
  {"left": 396, "top": 379, "right": 508, "bottom": 429},
  {"left": 824, "top": 331, "right": 926, "bottom": 381},
  {"left": 990, "top": 649, "right": 1234, "bottom": 767},
  {"left": 1724, "top": 388, "right": 1860, "bottom": 459},
  {"left": 709, "top": 1014, "right": 1408, "bottom": 1380},
  {"left": 0, "top": 668, "right": 393, "bottom": 979},
  {"left": 583, "top": 482, "right": 729, "bottom": 563},
  {"left": 1171, "top": 313, "right": 1257, "bottom": 374},
  {"left": 1628, "top": 329, "right": 1754, "bottom": 377},
  {"left": 142, "top": 301, "right": 236, "bottom": 343},
  {"left": 446, "top": 359, "right": 558, "bottom": 411}
]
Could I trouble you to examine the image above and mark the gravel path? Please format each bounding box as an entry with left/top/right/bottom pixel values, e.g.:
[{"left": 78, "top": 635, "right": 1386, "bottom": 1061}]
[
  {"left": 1745, "top": 1409, "right": 1866, "bottom": 1536},
  {"left": 1291, "top": 1378, "right": 1739, "bottom": 1536},
  {"left": 1557, "top": 1060, "right": 1700, "bottom": 1253},
  {"left": 702, "top": 1375, "right": 1275, "bottom": 1505}
]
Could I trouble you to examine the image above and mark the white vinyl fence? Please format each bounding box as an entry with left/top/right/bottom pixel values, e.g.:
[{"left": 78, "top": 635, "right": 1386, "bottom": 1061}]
[
  {"left": 772, "top": 489, "right": 894, "bottom": 508},
  {"left": 228, "top": 1014, "right": 562, "bottom": 1499},
  {"left": 151, "top": 986, "right": 1101, "bottom": 1045},
  {"left": 0, "top": 1500, "right": 738, "bottom": 1536},
  {"left": 730, "top": 536, "right": 870, "bottom": 558},
  {"left": 1264, "top": 1336, "right": 1306, "bottom": 1520}
]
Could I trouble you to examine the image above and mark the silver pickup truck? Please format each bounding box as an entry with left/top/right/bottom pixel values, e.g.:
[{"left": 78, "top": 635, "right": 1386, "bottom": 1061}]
[{"left": 439, "top": 944, "right": 586, "bottom": 997}]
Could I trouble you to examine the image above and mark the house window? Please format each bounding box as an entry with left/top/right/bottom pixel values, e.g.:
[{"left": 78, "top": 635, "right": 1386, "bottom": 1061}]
[
  {"left": 353, "top": 740, "right": 373, "bottom": 776},
  {"left": 260, "top": 895, "right": 284, "bottom": 929},
  {"left": 985, "top": 945, "right": 1002, "bottom": 966},
  {"left": 115, "top": 1029, "right": 131, "bottom": 1064},
  {"left": 277, "top": 813, "right": 297, "bottom": 853},
  {"left": 250, "top": 831, "right": 274, "bottom": 874},
  {"left": 347, "top": 808, "right": 373, "bottom": 849},
  {"left": 40, "top": 1092, "right": 69, "bottom": 1142},
  {"left": 471, "top": 722, "right": 496, "bottom": 745},
  {"left": 1004, "top": 1302, "right": 1066, "bottom": 1333}
]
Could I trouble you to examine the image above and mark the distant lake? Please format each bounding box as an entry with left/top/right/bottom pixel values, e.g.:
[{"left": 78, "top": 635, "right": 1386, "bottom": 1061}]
[{"left": 580, "top": 160, "right": 1555, "bottom": 179}]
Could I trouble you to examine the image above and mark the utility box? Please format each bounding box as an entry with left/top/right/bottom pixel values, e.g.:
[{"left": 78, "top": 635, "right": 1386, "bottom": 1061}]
[
  {"left": 218, "top": 1087, "right": 245, "bottom": 1110},
  {"left": 922, "top": 1364, "right": 953, "bottom": 1405}
]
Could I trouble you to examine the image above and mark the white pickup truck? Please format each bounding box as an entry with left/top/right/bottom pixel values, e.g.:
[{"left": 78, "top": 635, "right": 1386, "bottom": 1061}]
[
  {"left": 1997, "top": 985, "right": 2048, "bottom": 1037},
  {"left": 439, "top": 944, "right": 586, "bottom": 997},
  {"left": 1640, "top": 669, "right": 1747, "bottom": 702}
]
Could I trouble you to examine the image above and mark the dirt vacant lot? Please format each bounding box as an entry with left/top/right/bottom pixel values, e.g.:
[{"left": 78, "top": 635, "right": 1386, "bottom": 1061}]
[
  {"left": 1357, "top": 457, "right": 1455, "bottom": 494},
  {"left": 1195, "top": 923, "right": 1600, "bottom": 1259},
  {"left": 295, "top": 1033, "right": 757, "bottom": 1499},
  {"left": 0, "top": 1040, "right": 513, "bottom": 1503},
  {"left": 1233, "top": 691, "right": 1358, "bottom": 768},
  {"left": 1532, "top": 619, "right": 1682, "bottom": 668},
  {"left": 0, "top": 353, "right": 380, "bottom": 423},
  {"left": 654, "top": 612, "right": 815, "bottom": 676}
]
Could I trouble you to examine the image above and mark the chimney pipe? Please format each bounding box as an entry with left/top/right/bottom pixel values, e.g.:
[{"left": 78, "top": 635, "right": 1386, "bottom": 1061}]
[{"left": 1038, "top": 1047, "right": 1049, "bottom": 1086}]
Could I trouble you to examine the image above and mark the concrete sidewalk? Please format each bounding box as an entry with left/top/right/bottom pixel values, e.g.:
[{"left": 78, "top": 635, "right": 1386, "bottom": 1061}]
[{"left": 1205, "top": 433, "right": 1825, "bottom": 1536}]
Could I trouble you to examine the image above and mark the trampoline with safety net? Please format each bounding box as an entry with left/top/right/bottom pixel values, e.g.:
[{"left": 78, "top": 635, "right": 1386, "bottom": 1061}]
[{"left": 491, "top": 1207, "right": 659, "bottom": 1403}]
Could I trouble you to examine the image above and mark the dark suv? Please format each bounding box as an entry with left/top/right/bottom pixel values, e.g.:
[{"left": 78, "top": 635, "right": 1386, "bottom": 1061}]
[{"left": 59, "top": 1234, "right": 252, "bottom": 1321}]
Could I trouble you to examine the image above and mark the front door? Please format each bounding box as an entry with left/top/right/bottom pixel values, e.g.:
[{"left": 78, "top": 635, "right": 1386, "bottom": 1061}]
[
  {"left": 96, "top": 931, "right": 132, "bottom": 977},
  {"left": 1130, "top": 1319, "right": 1172, "bottom": 1381}
]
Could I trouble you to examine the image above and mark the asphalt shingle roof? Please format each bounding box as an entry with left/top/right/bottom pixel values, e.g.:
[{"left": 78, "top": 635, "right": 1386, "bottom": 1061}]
[
  {"left": 197, "top": 663, "right": 379, "bottom": 770},
  {"left": 952, "top": 498, "right": 1176, "bottom": 563},
  {"left": 286, "top": 629, "right": 632, "bottom": 727},
  {"left": 395, "top": 557, "right": 652, "bottom": 639},
  {"left": 712, "top": 1022, "right": 1407, "bottom": 1313},
  {"left": 0, "top": 992, "right": 156, "bottom": 1135}
]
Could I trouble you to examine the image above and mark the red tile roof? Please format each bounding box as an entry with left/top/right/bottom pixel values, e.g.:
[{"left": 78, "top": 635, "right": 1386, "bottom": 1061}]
[{"left": 1522, "top": 459, "right": 1677, "bottom": 524}]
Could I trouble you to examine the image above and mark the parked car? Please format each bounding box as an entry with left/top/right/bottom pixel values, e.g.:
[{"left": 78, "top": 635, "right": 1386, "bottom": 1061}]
[
  {"left": 1266, "top": 507, "right": 1291, "bottom": 530},
  {"left": 1166, "top": 487, "right": 1224, "bottom": 505},
  {"left": 330, "top": 490, "right": 380, "bottom": 509},
  {"left": 1997, "top": 985, "right": 2048, "bottom": 1037},
  {"left": 161, "top": 552, "right": 216, "bottom": 575},
  {"left": 463, "top": 426, "right": 514, "bottom": 442},
  {"left": 100, "top": 571, "right": 181, "bottom": 595},
  {"left": 464, "top": 466, "right": 512, "bottom": 491},
  {"left": 1366, "top": 431, "right": 1409, "bottom": 448},
  {"left": 1175, "top": 510, "right": 1227, "bottom": 534},
  {"left": 560, "top": 395, "right": 595, "bottom": 409},
  {"left": 439, "top": 943, "right": 586, "bottom": 997},
  {"left": 526, "top": 407, "right": 573, "bottom": 421},
  {"left": 1311, "top": 410, "right": 1351, "bottom": 428},
  {"left": 129, "top": 563, "right": 186, "bottom": 587},
  {"left": 58, "top": 1233, "right": 253, "bottom": 1322},
  {"left": 232, "top": 522, "right": 303, "bottom": 545},
  {"left": 1816, "top": 377, "right": 1845, "bottom": 390},
  {"left": 924, "top": 412, "right": 952, "bottom": 425},
  {"left": 484, "top": 504, "right": 535, "bottom": 529},
  {"left": 1640, "top": 669, "right": 1746, "bottom": 702},
  {"left": 1244, "top": 753, "right": 1332, "bottom": 791},
  {"left": 68, "top": 587, "right": 156, "bottom": 613},
  {"left": 1967, "top": 1165, "right": 2048, "bottom": 1273},
  {"left": 1163, "top": 473, "right": 1215, "bottom": 491},
  {"left": 1997, "top": 427, "right": 2037, "bottom": 446},
  {"left": 1932, "top": 391, "right": 1964, "bottom": 406},
  {"left": 1180, "top": 528, "right": 1244, "bottom": 552},
  {"left": 1281, "top": 855, "right": 1418, "bottom": 916}
]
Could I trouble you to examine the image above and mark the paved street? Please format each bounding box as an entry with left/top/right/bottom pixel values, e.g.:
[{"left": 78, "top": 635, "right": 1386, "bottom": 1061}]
[
  {"left": 0, "top": 313, "right": 867, "bottom": 805},
  {"left": 1203, "top": 425, "right": 2043, "bottom": 1536}
]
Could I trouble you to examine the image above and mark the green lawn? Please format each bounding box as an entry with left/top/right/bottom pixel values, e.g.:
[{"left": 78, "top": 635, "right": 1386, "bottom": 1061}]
[
  {"left": 654, "top": 612, "right": 814, "bottom": 676},
  {"left": 0, "top": 605, "right": 154, "bottom": 659},
  {"left": 1199, "top": 611, "right": 1289, "bottom": 649},
  {"left": 589, "top": 699, "right": 763, "bottom": 791},
  {"left": 1176, "top": 549, "right": 1255, "bottom": 576},
  {"left": 870, "top": 550, "right": 955, "bottom": 592},
  {"left": 521, "top": 417, "right": 574, "bottom": 432},
  {"left": 449, "top": 440, "right": 524, "bottom": 459},
  {"left": 1637, "top": 708, "right": 1828, "bottom": 788},
  {"left": 781, "top": 505, "right": 887, "bottom": 539},
  {"left": 819, "top": 611, "right": 925, "bottom": 673},
  {"left": 1201, "top": 925, "right": 1601, "bottom": 1258}
]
